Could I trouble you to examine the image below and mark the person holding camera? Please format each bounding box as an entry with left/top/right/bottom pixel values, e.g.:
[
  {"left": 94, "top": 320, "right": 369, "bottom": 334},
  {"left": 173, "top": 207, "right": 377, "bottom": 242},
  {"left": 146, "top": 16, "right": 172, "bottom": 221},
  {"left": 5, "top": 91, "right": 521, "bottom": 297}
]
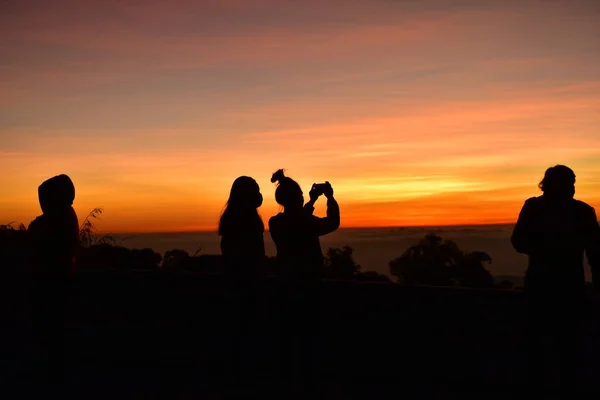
[
  {"left": 269, "top": 169, "right": 340, "bottom": 385},
  {"left": 268, "top": 169, "right": 340, "bottom": 279}
]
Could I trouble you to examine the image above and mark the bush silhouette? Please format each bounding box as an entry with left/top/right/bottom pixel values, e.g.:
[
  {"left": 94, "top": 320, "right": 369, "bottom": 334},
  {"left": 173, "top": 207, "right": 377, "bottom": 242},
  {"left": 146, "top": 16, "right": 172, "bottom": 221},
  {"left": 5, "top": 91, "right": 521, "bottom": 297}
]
[
  {"left": 0, "top": 223, "right": 28, "bottom": 272},
  {"left": 163, "top": 249, "right": 191, "bottom": 269},
  {"left": 324, "top": 246, "right": 361, "bottom": 280},
  {"left": 77, "top": 244, "right": 162, "bottom": 270},
  {"left": 162, "top": 249, "right": 223, "bottom": 274},
  {"left": 323, "top": 246, "right": 390, "bottom": 282},
  {"left": 389, "top": 234, "right": 494, "bottom": 288}
]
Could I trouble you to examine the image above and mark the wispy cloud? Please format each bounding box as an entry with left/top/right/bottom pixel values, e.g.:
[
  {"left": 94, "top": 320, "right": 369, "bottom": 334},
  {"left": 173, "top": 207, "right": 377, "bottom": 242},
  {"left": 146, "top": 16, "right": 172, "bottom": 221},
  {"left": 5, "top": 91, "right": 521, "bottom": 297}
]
[{"left": 1, "top": 0, "right": 599, "bottom": 230}]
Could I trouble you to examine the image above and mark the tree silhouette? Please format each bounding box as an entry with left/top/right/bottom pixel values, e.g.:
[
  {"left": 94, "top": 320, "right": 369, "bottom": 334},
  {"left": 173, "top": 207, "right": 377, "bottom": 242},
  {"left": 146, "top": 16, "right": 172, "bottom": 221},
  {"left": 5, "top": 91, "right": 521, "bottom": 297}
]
[
  {"left": 323, "top": 246, "right": 391, "bottom": 282},
  {"left": 77, "top": 244, "right": 162, "bottom": 270},
  {"left": 457, "top": 251, "right": 494, "bottom": 288},
  {"left": 162, "top": 249, "right": 191, "bottom": 269},
  {"left": 324, "top": 246, "right": 361, "bottom": 280},
  {"left": 389, "top": 234, "right": 494, "bottom": 288}
]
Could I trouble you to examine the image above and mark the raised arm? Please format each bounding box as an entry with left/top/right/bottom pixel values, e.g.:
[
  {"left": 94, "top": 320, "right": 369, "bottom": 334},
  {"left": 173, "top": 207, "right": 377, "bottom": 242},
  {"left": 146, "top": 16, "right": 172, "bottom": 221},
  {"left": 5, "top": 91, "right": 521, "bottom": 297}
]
[
  {"left": 307, "top": 196, "right": 340, "bottom": 236},
  {"left": 303, "top": 184, "right": 321, "bottom": 215},
  {"left": 303, "top": 202, "right": 316, "bottom": 216}
]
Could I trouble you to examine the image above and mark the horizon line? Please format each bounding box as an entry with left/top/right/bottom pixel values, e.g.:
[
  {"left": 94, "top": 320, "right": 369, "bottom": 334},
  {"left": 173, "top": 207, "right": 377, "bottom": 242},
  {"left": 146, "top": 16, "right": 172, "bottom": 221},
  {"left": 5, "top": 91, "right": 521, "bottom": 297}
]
[{"left": 97, "top": 221, "right": 518, "bottom": 236}]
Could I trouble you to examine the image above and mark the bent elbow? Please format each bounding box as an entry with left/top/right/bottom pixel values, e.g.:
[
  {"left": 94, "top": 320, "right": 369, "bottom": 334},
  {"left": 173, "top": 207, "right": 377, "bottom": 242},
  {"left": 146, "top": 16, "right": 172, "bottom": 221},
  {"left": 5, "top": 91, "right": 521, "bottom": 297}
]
[
  {"left": 319, "top": 219, "right": 340, "bottom": 236},
  {"left": 330, "top": 215, "right": 340, "bottom": 231},
  {"left": 331, "top": 220, "right": 340, "bottom": 232}
]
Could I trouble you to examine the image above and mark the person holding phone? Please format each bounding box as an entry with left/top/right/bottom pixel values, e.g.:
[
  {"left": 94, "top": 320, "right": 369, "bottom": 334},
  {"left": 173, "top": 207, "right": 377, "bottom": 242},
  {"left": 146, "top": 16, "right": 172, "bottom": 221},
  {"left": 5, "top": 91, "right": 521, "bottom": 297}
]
[
  {"left": 268, "top": 169, "right": 340, "bottom": 385},
  {"left": 268, "top": 169, "right": 340, "bottom": 279}
]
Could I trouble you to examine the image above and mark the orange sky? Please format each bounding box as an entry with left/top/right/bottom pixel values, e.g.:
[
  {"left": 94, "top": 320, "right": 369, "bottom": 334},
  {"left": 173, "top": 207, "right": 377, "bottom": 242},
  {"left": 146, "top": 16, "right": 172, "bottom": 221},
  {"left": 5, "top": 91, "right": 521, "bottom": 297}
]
[{"left": 1, "top": 0, "right": 600, "bottom": 233}]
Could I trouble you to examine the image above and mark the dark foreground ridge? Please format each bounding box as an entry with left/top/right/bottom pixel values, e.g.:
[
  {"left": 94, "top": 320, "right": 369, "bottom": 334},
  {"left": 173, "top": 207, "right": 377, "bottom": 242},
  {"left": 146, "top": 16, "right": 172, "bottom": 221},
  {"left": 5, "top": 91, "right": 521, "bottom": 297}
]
[{"left": 2, "top": 269, "right": 600, "bottom": 397}]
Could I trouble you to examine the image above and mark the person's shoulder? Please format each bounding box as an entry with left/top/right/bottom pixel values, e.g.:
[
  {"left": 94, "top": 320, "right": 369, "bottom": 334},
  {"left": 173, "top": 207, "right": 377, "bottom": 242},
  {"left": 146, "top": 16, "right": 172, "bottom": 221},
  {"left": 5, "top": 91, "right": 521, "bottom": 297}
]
[
  {"left": 27, "top": 215, "right": 45, "bottom": 231},
  {"left": 269, "top": 212, "right": 284, "bottom": 221},
  {"left": 523, "top": 196, "right": 543, "bottom": 207},
  {"left": 524, "top": 196, "right": 541, "bottom": 203},
  {"left": 573, "top": 199, "right": 596, "bottom": 214},
  {"left": 268, "top": 213, "right": 284, "bottom": 226}
]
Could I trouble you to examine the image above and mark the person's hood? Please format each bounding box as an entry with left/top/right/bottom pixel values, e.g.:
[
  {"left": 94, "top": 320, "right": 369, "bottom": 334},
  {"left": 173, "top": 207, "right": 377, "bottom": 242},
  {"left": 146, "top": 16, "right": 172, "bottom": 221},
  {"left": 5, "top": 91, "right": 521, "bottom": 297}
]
[{"left": 38, "top": 174, "right": 75, "bottom": 214}]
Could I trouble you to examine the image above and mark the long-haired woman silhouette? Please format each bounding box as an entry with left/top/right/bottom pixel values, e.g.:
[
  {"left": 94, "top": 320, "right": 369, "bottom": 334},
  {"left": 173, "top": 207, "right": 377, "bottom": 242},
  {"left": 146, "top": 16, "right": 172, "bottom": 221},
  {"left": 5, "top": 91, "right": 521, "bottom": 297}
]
[
  {"left": 219, "top": 176, "right": 266, "bottom": 277},
  {"left": 218, "top": 176, "right": 266, "bottom": 386},
  {"left": 268, "top": 169, "right": 340, "bottom": 279}
]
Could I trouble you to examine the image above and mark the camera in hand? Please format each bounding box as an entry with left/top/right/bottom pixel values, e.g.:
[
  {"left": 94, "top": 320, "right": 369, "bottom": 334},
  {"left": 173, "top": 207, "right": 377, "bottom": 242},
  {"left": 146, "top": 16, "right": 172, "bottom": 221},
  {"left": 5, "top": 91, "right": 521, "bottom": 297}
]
[{"left": 312, "top": 181, "right": 331, "bottom": 195}]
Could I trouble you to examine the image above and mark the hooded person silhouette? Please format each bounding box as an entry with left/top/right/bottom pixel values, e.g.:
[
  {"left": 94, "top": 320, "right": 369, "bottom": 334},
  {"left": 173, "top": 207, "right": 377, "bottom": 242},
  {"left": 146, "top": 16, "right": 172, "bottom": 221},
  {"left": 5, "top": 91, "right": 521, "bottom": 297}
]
[
  {"left": 27, "top": 174, "right": 79, "bottom": 384},
  {"left": 511, "top": 165, "right": 600, "bottom": 390},
  {"left": 28, "top": 174, "right": 79, "bottom": 278}
]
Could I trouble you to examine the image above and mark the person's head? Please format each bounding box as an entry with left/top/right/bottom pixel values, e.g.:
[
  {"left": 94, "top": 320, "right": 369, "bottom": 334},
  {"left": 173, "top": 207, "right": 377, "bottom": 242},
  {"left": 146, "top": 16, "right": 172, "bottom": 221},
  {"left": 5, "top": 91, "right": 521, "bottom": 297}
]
[
  {"left": 226, "top": 176, "right": 263, "bottom": 210},
  {"left": 38, "top": 174, "right": 75, "bottom": 215},
  {"left": 271, "top": 169, "right": 304, "bottom": 210},
  {"left": 539, "top": 165, "right": 576, "bottom": 199},
  {"left": 219, "top": 176, "right": 264, "bottom": 235}
]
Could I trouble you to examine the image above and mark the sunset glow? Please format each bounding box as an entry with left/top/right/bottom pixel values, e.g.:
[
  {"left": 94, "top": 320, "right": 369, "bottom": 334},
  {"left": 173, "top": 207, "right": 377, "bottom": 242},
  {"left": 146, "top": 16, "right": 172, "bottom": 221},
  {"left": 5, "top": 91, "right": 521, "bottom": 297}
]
[{"left": 1, "top": 0, "right": 599, "bottom": 232}]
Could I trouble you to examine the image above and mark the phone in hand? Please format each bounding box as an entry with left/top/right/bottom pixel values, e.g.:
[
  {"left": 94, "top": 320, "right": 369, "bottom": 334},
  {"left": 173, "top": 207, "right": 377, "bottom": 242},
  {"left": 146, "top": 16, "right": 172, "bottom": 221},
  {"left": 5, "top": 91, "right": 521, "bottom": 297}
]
[{"left": 312, "top": 182, "right": 331, "bottom": 196}]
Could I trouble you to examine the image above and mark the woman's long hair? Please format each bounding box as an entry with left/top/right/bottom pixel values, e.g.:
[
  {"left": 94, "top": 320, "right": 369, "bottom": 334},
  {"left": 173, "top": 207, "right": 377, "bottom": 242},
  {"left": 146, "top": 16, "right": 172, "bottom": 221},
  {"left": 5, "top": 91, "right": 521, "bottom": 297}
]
[{"left": 218, "top": 176, "right": 264, "bottom": 236}]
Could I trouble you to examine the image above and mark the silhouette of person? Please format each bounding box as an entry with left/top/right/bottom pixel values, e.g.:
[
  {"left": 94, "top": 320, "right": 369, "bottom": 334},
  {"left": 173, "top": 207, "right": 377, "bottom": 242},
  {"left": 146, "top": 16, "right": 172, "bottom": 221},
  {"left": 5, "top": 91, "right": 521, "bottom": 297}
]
[
  {"left": 28, "top": 174, "right": 79, "bottom": 278},
  {"left": 218, "top": 176, "right": 266, "bottom": 386},
  {"left": 268, "top": 169, "right": 340, "bottom": 386},
  {"left": 219, "top": 176, "right": 266, "bottom": 277},
  {"left": 268, "top": 169, "right": 340, "bottom": 279},
  {"left": 27, "top": 174, "right": 79, "bottom": 384},
  {"left": 511, "top": 165, "right": 600, "bottom": 390}
]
